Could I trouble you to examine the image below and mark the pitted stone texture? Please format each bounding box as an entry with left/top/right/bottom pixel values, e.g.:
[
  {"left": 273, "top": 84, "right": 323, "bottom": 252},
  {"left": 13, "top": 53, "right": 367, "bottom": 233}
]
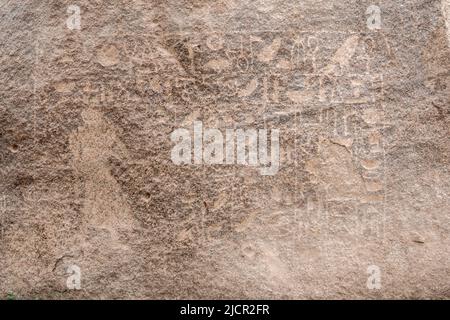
[{"left": 0, "top": 0, "right": 449, "bottom": 299}]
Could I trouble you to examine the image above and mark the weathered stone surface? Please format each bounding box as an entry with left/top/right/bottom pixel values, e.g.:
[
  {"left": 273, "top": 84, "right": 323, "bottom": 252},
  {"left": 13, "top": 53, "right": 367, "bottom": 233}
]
[{"left": 0, "top": 0, "right": 449, "bottom": 299}]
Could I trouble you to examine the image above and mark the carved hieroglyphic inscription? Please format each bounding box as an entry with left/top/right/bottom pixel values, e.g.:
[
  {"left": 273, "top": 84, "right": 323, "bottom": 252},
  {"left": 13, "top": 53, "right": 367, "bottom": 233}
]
[{"left": 36, "top": 29, "right": 388, "bottom": 246}]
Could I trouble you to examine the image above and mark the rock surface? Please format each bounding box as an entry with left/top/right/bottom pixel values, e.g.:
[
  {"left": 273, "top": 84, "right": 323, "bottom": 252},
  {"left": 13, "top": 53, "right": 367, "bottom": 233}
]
[{"left": 0, "top": 0, "right": 449, "bottom": 299}]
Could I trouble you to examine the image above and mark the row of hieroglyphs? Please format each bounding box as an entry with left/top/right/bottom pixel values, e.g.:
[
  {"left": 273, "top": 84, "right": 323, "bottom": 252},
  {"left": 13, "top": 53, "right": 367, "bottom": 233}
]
[
  {"left": 45, "top": 31, "right": 388, "bottom": 107},
  {"left": 47, "top": 32, "right": 384, "bottom": 76},
  {"left": 46, "top": 32, "right": 386, "bottom": 105},
  {"left": 161, "top": 32, "right": 378, "bottom": 75},
  {"left": 357, "top": 100, "right": 386, "bottom": 238},
  {"left": 56, "top": 72, "right": 380, "bottom": 107}
]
